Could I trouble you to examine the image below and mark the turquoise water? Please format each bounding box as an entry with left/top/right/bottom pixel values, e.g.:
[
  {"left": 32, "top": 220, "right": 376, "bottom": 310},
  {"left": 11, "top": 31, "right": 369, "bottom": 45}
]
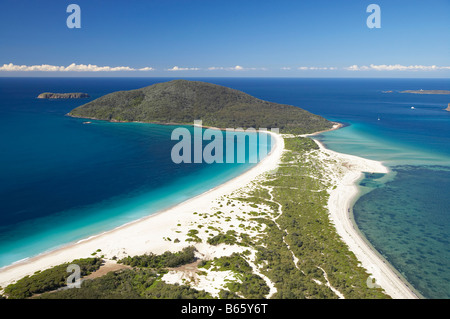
[
  {"left": 355, "top": 167, "right": 450, "bottom": 299},
  {"left": 287, "top": 78, "right": 450, "bottom": 299},
  {"left": 317, "top": 122, "right": 450, "bottom": 166},
  {"left": 0, "top": 78, "right": 272, "bottom": 268},
  {"left": 317, "top": 118, "right": 449, "bottom": 296},
  {"left": 222, "top": 77, "right": 449, "bottom": 298},
  {"left": 317, "top": 120, "right": 450, "bottom": 300},
  {"left": 1, "top": 77, "right": 448, "bottom": 299}
]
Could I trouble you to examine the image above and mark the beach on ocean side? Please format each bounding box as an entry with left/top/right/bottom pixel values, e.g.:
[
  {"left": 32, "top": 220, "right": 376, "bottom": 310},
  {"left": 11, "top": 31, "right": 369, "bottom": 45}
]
[
  {"left": 0, "top": 127, "right": 418, "bottom": 299},
  {"left": 0, "top": 132, "right": 283, "bottom": 290}
]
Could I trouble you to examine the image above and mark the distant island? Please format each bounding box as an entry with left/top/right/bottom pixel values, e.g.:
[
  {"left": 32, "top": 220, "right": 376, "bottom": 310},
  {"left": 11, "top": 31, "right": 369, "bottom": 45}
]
[
  {"left": 397, "top": 90, "right": 450, "bottom": 112},
  {"left": 400, "top": 90, "right": 450, "bottom": 95},
  {"left": 38, "top": 92, "right": 90, "bottom": 99},
  {"left": 68, "top": 80, "right": 332, "bottom": 134}
]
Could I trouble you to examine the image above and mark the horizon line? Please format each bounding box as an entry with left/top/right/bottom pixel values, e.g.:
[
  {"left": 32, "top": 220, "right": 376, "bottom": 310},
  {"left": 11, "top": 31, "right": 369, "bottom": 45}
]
[{"left": 1, "top": 75, "right": 449, "bottom": 79}]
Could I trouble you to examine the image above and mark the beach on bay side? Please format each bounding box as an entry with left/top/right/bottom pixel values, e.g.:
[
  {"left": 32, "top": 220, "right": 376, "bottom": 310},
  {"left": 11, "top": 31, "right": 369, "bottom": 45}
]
[
  {"left": 312, "top": 139, "right": 419, "bottom": 299},
  {"left": 300, "top": 123, "right": 419, "bottom": 298}
]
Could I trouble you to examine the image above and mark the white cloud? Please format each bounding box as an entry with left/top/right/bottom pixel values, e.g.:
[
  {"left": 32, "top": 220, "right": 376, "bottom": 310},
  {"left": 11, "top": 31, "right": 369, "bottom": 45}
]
[
  {"left": 346, "top": 65, "right": 360, "bottom": 71},
  {"left": 207, "top": 65, "right": 267, "bottom": 71},
  {"left": 345, "top": 64, "right": 450, "bottom": 71},
  {"left": 167, "top": 66, "right": 200, "bottom": 71},
  {"left": 3, "top": 62, "right": 447, "bottom": 74},
  {"left": 207, "top": 65, "right": 249, "bottom": 71},
  {"left": 63, "top": 63, "right": 135, "bottom": 72},
  {"left": 0, "top": 63, "right": 154, "bottom": 72},
  {"left": 297, "top": 66, "right": 335, "bottom": 70},
  {"left": 138, "top": 67, "right": 155, "bottom": 71}
]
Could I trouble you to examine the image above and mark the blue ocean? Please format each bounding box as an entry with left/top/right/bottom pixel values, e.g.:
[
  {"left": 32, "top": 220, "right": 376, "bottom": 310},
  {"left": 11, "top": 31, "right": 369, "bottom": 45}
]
[
  {"left": 0, "top": 77, "right": 449, "bottom": 298},
  {"left": 0, "top": 77, "right": 272, "bottom": 269}
]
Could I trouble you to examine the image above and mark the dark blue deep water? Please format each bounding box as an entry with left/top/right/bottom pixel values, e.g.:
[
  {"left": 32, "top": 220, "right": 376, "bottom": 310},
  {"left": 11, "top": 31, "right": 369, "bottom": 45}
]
[
  {"left": 0, "top": 77, "right": 271, "bottom": 268},
  {"left": 0, "top": 77, "right": 449, "bottom": 298}
]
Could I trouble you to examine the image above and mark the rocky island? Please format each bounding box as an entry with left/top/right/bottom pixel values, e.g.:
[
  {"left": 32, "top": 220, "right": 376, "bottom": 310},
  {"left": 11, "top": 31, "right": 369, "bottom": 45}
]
[
  {"left": 38, "top": 92, "right": 90, "bottom": 99},
  {"left": 400, "top": 90, "right": 450, "bottom": 95}
]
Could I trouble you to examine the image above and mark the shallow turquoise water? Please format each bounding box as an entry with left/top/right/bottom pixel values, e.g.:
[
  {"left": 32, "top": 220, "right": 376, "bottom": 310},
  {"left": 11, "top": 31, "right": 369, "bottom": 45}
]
[
  {"left": 315, "top": 115, "right": 450, "bottom": 299},
  {"left": 0, "top": 78, "right": 272, "bottom": 268},
  {"left": 354, "top": 167, "right": 450, "bottom": 299},
  {"left": 293, "top": 78, "right": 450, "bottom": 299},
  {"left": 0, "top": 77, "right": 448, "bottom": 298}
]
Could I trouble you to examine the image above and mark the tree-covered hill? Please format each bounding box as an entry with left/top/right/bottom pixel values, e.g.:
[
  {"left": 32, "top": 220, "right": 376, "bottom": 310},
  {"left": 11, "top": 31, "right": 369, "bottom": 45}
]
[{"left": 68, "top": 80, "right": 332, "bottom": 134}]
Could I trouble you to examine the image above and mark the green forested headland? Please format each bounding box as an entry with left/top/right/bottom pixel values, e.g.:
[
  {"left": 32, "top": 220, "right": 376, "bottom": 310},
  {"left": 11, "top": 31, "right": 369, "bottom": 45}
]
[{"left": 68, "top": 80, "right": 332, "bottom": 134}]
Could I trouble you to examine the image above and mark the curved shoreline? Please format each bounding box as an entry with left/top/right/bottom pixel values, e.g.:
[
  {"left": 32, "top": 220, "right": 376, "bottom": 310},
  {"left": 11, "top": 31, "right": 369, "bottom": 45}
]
[
  {"left": 0, "top": 131, "right": 284, "bottom": 289},
  {"left": 313, "top": 136, "right": 419, "bottom": 299},
  {"left": 0, "top": 124, "right": 420, "bottom": 299},
  {"left": 346, "top": 174, "right": 424, "bottom": 299}
]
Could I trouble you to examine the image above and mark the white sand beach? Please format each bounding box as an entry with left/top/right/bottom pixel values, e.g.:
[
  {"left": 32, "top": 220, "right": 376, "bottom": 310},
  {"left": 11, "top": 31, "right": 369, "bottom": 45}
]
[
  {"left": 312, "top": 139, "right": 419, "bottom": 299},
  {"left": 0, "top": 132, "right": 284, "bottom": 290},
  {"left": 0, "top": 128, "right": 419, "bottom": 299}
]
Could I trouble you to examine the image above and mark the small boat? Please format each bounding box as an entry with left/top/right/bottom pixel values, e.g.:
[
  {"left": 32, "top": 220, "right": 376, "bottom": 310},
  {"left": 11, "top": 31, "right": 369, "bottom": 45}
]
[
  {"left": 83, "top": 121, "right": 92, "bottom": 124},
  {"left": 411, "top": 106, "right": 415, "bottom": 110}
]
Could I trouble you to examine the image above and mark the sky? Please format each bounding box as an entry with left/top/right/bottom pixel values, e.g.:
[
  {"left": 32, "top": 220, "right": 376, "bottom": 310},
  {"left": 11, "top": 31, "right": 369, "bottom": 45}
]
[{"left": 0, "top": 0, "right": 449, "bottom": 77}]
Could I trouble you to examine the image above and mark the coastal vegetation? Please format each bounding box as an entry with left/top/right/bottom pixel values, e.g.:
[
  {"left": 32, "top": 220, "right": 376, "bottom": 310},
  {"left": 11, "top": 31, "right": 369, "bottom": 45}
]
[
  {"left": 186, "top": 229, "right": 202, "bottom": 243},
  {"left": 242, "top": 136, "right": 389, "bottom": 298},
  {"left": 37, "top": 268, "right": 212, "bottom": 299},
  {"left": 3, "top": 257, "right": 102, "bottom": 299},
  {"left": 118, "top": 246, "right": 197, "bottom": 268},
  {"left": 3, "top": 248, "right": 212, "bottom": 299},
  {"left": 1, "top": 136, "right": 390, "bottom": 300},
  {"left": 68, "top": 80, "right": 332, "bottom": 134},
  {"left": 199, "top": 253, "right": 270, "bottom": 298},
  {"left": 207, "top": 230, "right": 238, "bottom": 246}
]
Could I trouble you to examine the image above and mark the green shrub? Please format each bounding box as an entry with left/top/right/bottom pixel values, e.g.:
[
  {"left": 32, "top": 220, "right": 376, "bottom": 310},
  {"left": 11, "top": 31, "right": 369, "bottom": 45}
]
[
  {"left": 4, "top": 258, "right": 102, "bottom": 299},
  {"left": 119, "top": 246, "right": 196, "bottom": 269},
  {"left": 207, "top": 230, "right": 237, "bottom": 246}
]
